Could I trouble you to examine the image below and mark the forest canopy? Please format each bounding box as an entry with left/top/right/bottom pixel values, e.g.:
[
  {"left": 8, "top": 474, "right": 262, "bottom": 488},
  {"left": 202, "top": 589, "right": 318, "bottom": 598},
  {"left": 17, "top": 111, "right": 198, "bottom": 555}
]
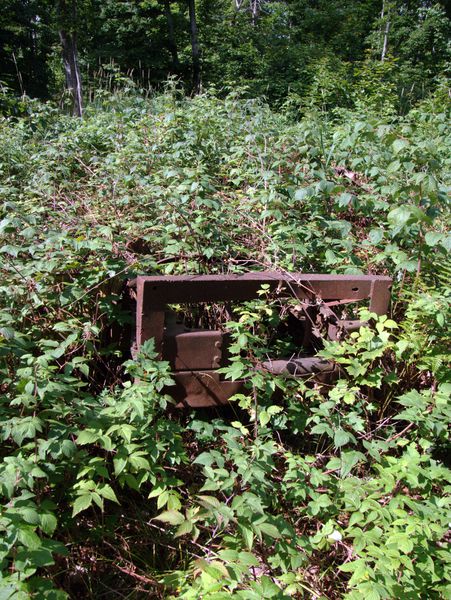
[{"left": 1, "top": 0, "right": 450, "bottom": 112}]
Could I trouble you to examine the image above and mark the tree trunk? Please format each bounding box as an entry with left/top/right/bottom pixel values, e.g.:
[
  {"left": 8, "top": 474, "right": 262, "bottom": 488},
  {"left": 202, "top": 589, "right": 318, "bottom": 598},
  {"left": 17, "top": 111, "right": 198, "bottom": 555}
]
[
  {"left": 251, "top": 0, "right": 259, "bottom": 26},
  {"left": 163, "top": 0, "right": 180, "bottom": 73},
  {"left": 187, "top": 0, "right": 201, "bottom": 93},
  {"left": 58, "top": 0, "right": 83, "bottom": 117},
  {"left": 381, "top": 19, "right": 390, "bottom": 61},
  {"left": 380, "top": 0, "right": 390, "bottom": 61}
]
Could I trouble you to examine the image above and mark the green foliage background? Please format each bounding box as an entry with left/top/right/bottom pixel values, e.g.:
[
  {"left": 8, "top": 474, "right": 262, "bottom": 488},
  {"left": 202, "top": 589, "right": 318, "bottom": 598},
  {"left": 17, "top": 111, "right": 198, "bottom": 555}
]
[
  {"left": 0, "top": 81, "right": 450, "bottom": 597},
  {"left": 1, "top": 0, "right": 450, "bottom": 110}
]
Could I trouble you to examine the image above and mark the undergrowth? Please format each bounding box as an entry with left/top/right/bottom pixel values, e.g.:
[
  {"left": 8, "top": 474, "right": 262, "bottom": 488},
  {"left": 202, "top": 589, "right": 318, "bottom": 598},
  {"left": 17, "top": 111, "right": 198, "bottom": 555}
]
[{"left": 0, "top": 87, "right": 450, "bottom": 598}]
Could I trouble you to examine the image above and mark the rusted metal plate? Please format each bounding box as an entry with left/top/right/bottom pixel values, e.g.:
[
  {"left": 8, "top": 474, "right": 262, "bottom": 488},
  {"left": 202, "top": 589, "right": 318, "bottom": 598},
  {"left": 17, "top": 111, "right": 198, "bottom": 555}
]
[
  {"left": 163, "top": 325, "right": 224, "bottom": 370},
  {"left": 130, "top": 272, "right": 392, "bottom": 407},
  {"left": 171, "top": 371, "right": 244, "bottom": 408}
]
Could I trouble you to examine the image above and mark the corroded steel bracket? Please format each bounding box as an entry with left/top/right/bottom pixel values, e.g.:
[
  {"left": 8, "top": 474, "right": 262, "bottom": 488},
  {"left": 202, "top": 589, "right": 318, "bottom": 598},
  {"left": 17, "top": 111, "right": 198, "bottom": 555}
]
[{"left": 129, "top": 273, "right": 392, "bottom": 407}]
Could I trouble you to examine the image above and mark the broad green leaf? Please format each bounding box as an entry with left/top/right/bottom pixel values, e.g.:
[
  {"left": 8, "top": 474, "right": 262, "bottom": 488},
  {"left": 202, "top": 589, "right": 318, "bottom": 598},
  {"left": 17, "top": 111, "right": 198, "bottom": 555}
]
[
  {"left": 72, "top": 494, "right": 93, "bottom": 517},
  {"left": 258, "top": 522, "right": 281, "bottom": 539},
  {"left": 337, "top": 192, "right": 353, "bottom": 207},
  {"left": 238, "top": 524, "right": 254, "bottom": 550},
  {"left": 154, "top": 510, "right": 185, "bottom": 526},
  {"left": 76, "top": 430, "right": 100, "bottom": 445},
  {"left": 40, "top": 513, "right": 57, "bottom": 535},
  {"left": 18, "top": 527, "right": 41, "bottom": 550},
  {"left": 334, "top": 428, "right": 351, "bottom": 448},
  {"left": 424, "top": 231, "right": 443, "bottom": 246},
  {"left": 392, "top": 139, "right": 409, "bottom": 154},
  {"left": 388, "top": 533, "right": 413, "bottom": 554},
  {"left": 197, "top": 495, "right": 221, "bottom": 510},
  {"left": 97, "top": 484, "right": 119, "bottom": 504},
  {"left": 113, "top": 457, "right": 127, "bottom": 476},
  {"left": 174, "top": 520, "right": 193, "bottom": 537},
  {"left": 259, "top": 410, "right": 270, "bottom": 427}
]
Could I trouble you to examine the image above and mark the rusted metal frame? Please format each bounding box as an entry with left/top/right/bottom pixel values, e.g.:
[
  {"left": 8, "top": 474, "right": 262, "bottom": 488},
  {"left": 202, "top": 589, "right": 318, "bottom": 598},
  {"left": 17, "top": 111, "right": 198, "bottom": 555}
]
[
  {"left": 369, "top": 278, "right": 392, "bottom": 314},
  {"left": 135, "top": 273, "right": 391, "bottom": 356},
  {"left": 136, "top": 274, "right": 391, "bottom": 346},
  {"left": 132, "top": 273, "right": 392, "bottom": 407},
  {"left": 138, "top": 275, "right": 391, "bottom": 301}
]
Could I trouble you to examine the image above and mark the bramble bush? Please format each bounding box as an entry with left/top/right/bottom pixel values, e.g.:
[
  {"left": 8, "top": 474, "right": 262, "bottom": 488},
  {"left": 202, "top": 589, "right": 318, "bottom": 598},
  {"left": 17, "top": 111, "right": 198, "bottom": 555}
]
[{"left": 0, "top": 85, "right": 450, "bottom": 598}]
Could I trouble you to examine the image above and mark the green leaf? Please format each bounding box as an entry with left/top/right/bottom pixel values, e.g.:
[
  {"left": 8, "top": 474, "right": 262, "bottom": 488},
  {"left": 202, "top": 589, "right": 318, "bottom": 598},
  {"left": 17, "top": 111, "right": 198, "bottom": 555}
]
[
  {"left": 258, "top": 522, "right": 281, "bottom": 539},
  {"left": 436, "top": 312, "right": 445, "bottom": 327},
  {"left": 238, "top": 524, "right": 254, "bottom": 550},
  {"left": 20, "top": 507, "right": 40, "bottom": 525},
  {"left": 388, "top": 533, "right": 413, "bottom": 554},
  {"left": 340, "top": 450, "right": 365, "bottom": 477},
  {"left": 295, "top": 187, "right": 311, "bottom": 201},
  {"left": 387, "top": 205, "right": 430, "bottom": 233},
  {"left": 72, "top": 494, "right": 93, "bottom": 517},
  {"left": 113, "top": 457, "right": 127, "bottom": 476},
  {"left": 226, "top": 361, "right": 245, "bottom": 381},
  {"left": 97, "top": 484, "right": 119, "bottom": 504},
  {"left": 157, "top": 490, "right": 169, "bottom": 509},
  {"left": 348, "top": 511, "right": 364, "bottom": 527},
  {"left": 334, "top": 428, "right": 351, "bottom": 448},
  {"left": 237, "top": 333, "right": 248, "bottom": 348},
  {"left": 76, "top": 429, "right": 100, "bottom": 445},
  {"left": 193, "top": 452, "right": 215, "bottom": 467},
  {"left": 339, "top": 558, "right": 366, "bottom": 573},
  {"left": 255, "top": 575, "right": 281, "bottom": 597},
  {"left": 174, "top": 520, "right": 193, "bottom": 537},
  {"left": 337, "top": 192, "right": 353, "bottom": 207},
  {"left": 154, "top": 510, "right": 185, "bottom": 526},
  {"left": 18, "top": 527, "right": 41, "bottom": 550},
  {"left": 424, "top": 231, "right": 443, "bottom": 247},
  {"left": 197, "top": 495, "right": 221, "bottom": 510},
  {"left": 16, "top": 547, "right": 55, "bottom": 568},
  {"left": 368, "top": 229, "right": 384, "bottom": 244},
  {"left": 259, "top": 410, "right": 270, "bottom": 427},
  {"left": 237, "top": 551, "right": 259, "bottom": 567},
  {"left": 40, "top": 513, "right": 57, "bottom": 535},
  {"left": 392, "top": 139, "right": 409, "bottom": 154},
  {"left": 148, "top": 484, "right": 167, "bottom": 499}
]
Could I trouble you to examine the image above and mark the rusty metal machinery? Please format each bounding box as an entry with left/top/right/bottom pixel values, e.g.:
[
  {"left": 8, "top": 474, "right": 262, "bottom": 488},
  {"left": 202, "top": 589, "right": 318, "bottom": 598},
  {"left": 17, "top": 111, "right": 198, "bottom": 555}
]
[{"left": 129, "top": 273, "right": 392, "bottom": 408}]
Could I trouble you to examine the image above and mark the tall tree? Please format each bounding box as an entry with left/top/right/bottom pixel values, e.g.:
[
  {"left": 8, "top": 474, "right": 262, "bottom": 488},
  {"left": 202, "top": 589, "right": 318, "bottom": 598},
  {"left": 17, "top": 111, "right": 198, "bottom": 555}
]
[
  {"left": 163, "top": 0, "right": 180, "bottom": 73},
  {"left": 187, "top": 0, "right": 201, "bottom": 93},
  {"left": 380, "top": 0, "right": 392, "bottom": 61},
  {"left": 58, "top": 0, "right": 83, "bottom": 116},
  {"left": 250, "top": 0, "right": 260, "bottom": 26}
]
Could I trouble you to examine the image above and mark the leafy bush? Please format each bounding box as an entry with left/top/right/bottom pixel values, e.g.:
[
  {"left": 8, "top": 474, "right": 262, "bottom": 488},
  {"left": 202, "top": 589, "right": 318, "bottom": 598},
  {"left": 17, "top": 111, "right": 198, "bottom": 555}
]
[{"left": 0, "top": 88, "right": 450, "bottom": 597}]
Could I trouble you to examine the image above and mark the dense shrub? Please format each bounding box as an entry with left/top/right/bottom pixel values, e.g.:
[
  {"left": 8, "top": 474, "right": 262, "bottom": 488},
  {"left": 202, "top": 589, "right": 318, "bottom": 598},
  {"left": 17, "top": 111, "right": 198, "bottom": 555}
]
[{"left": 0, "top": 88, "right": 450, "bottom": 598}]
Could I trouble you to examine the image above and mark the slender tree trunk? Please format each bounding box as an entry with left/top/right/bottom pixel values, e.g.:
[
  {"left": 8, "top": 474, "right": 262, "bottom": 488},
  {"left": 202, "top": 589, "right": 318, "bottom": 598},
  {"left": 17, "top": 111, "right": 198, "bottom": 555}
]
[
  {"left": 381, "top": 19, "right": 390, "bottom": 61},
  {"left": 12, "top": 52, "right": 25, "bottom": 96},
  {"left": 58, "top": 0, "right": 83, "bottom": 117},
  {"left": 251, "top": 0, "right": 259, "bottom": 25},
  {"left": 380, "top": 0, "right": 390, "bottom": 61},
  {"left": 187, "top": 0, "right": 201, "bottom": 93},
  {"left": 163, "top": 0, "right": 180, "bottom": 73}
]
